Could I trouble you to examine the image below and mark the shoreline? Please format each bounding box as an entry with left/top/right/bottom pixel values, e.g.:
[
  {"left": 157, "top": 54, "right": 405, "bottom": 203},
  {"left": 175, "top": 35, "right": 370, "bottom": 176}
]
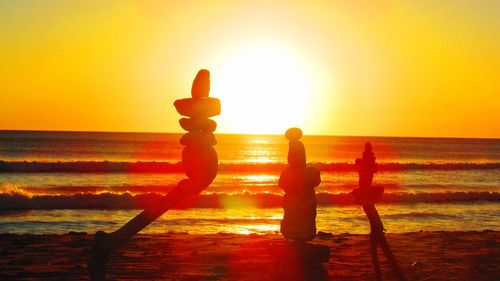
[{"left": 1, "top": 230, "right": 498, "bottom": 280}]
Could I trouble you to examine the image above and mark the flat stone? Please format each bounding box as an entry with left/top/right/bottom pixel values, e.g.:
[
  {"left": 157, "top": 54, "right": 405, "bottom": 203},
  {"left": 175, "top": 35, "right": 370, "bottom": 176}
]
[
  {"left": 191, "top": 69, "right": 210, "bottom": 99},
  {"left": 279, "top": 166, "right": 321, "bottom": 190},
  {"left": 179, "top": 118, "right": 217, "bottom": 132},
  {"left": 182, "top": 145, "right": 218, "bottom": 183},
  {"left": 285, "top": 127, "right": 302, "bottom": 141},
  {"left": 180, "top": 131, "right": 217, "bottom": 146},
  {"left": 174, "top": 97, "right": 221, "bottom": 118}
]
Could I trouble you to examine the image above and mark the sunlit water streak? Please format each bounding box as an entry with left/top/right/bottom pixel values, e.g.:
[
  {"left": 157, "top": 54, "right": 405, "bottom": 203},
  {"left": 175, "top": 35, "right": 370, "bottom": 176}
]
[
  {"left": 0, "top": 131, "right": 498, "bottom": 234},
  {"left": 0, "top": 203, "right": 498, "bottom": 234}
]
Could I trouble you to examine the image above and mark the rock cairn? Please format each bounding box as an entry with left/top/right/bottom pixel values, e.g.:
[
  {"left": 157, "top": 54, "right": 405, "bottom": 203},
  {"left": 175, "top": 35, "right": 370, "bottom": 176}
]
[
  {"left": 279, "top": 127, "right": 320, "bottom": 241},
  {"left": 174, "top": 69, "right": 220, "bottom": 190},
  {"left": 352, "top": 142, "right": 384, "bottom": 205},
  {"left": 351, "top": 143, "right": 407, "bottom": 281},
  {"left": 89, "top": 69, "right": 220, "bottom": 281},
  {"left": 267, "top": 128, "right": 329, "bottom": 281}
]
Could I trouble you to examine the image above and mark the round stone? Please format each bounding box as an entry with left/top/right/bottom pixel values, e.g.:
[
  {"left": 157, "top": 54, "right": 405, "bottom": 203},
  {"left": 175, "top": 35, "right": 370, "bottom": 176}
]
[
  {"left": 179, "top": 118, "right": 217, "bottom": 132},
  {"left": 182, "top": 145, "right": 218, "bottom": 184},
  {"left": 180, "top": 131, "right": 217, "bottom": 146},
  {"left": 285, "top": 128, "right": 302, "bottom": 141},
  {"left": 279, "top": 166, "right": 321, "bottom": 190}
]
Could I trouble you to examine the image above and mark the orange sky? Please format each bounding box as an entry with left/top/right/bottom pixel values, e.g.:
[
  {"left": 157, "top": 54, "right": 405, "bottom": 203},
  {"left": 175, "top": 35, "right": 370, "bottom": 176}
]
[{"left": 0, "top": 0, "right": 499, "bottom": 138}]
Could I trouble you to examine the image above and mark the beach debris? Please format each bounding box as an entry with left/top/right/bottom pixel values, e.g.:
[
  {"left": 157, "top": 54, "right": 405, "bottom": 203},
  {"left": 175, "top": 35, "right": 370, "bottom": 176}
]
[
  {"left": 334, "top": 236, "right": 349, "bottom": 243},
  {"left": 89, "top": 69, "right": 220, "bottom": 281},
  {"left": 351, "top": 142, "right": 407, "bottom": 281},
  {"left": 316, "top": 231, "right": 333, "bottom": 239},
  {"left": 68, "top": 231, "right": 87, "bottom": 235}
]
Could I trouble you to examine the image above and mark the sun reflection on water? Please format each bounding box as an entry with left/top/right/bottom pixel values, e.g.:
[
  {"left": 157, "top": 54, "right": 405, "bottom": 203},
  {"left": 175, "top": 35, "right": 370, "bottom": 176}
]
[
  {"left": 240, "top": 175, "right": 277, "bottom": 182},
  {"left": 234, "top": 224, "right": 280, "bottom": 235}
]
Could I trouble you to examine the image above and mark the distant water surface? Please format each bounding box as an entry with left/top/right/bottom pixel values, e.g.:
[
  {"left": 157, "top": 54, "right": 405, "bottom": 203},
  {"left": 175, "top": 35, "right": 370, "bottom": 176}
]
[{"left": 0, "top": 130, "right": 498, "bottom": 234}]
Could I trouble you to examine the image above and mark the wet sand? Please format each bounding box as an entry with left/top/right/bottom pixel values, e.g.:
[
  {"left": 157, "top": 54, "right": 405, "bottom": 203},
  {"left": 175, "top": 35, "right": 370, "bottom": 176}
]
[{"left": 0, "top": 231, "right": 498, "bottom": 280}]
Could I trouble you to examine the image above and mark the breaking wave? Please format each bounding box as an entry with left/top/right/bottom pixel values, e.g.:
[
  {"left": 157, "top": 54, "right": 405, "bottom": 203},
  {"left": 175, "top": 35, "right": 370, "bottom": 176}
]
[
  {"left": 1, "top": 161, "right": 498, "bottom": 173},
  {"left": 0, "top": 191, "right": 498, "bottom": 210}
]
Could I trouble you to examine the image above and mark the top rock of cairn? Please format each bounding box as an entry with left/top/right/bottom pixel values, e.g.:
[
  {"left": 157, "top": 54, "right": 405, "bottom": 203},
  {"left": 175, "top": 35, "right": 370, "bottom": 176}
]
[
  {"left": 174, "top": 69, "right": 221, "bottom": 118},
  {"left": 191, "top": 69, "right": 210, "bottom": 99},
  {"left": 285, "top": 127, "right": 303, "bottom": 142}
]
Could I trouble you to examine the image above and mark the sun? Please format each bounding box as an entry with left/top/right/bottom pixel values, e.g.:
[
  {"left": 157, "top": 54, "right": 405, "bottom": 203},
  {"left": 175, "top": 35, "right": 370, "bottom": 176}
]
[{"left": 212, "top": 46, "right": 312, "bottom": 135}]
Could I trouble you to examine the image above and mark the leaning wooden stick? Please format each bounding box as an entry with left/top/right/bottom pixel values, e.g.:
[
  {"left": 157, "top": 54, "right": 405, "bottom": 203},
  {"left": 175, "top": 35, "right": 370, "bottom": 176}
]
[
  {"left": 89, "top": 69, "right": 220, "bottom": 281},
  {"left": 352, "top": 143, "right": 407, "bottom": 281}
]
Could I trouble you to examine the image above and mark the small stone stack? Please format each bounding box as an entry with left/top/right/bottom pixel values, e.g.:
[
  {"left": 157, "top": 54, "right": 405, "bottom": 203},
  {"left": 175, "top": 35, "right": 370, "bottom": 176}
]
[
  {"left": 174, "top": 69, "right": 220, "bottom": 192},
  {"left": 352, "top": 142, "right": 384, "bottom": 205},
  {"left": 279, "top": 128, "right": 320, "bottom": 241},
  {"left": 351, "top": 143, "right": 407, "bottom": 281},
  {"left": 268, "top": 128, "right": 329, "bottom": 281}
]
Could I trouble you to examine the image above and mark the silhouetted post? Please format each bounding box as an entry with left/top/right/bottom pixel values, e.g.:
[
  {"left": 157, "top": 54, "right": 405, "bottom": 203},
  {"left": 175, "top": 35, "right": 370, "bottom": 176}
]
[
  {"left": 88, "top": 69, "right": 220, "bottom": 281},
  {"left": 352, "top": 143, "right": 407, "bottom": 281},
  {"left": 267, "top": 128, "right": 329, "bottom": 281}
]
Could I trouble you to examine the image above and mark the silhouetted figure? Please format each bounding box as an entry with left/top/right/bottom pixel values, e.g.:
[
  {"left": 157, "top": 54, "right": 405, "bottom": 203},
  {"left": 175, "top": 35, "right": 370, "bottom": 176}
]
[
  {"left": 352, "top": 143, "right": 407, "bottom": 281},
  {"left": 267, "top": 128, "right": 328, "bottom": 281},
  {"left": 89, "top": 69, "right": 221, "bottom": 281}
]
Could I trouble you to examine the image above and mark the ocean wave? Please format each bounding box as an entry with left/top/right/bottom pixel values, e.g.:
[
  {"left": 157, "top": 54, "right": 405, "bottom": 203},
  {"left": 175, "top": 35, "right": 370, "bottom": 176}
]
[
  {"left": 380, "top": 212, "right": 459, "bottom": 219},
  {"left": 0, "top": 191, "right": 498, "bottom": 210},
  {"left": 1, "top": 161, "right": 499, "bottom": 173}
]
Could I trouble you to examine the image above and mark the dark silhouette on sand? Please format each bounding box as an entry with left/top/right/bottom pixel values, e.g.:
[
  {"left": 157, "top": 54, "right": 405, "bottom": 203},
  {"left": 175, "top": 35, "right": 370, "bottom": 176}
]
[
  {"left": 279, "top": 127, "right": 321, "bottom": 241},
  {"left": 352, "top": 142, "right": 407, "bottom": 281},
  {"left": 267, "top": 128, "right": 329, "bottom": 281},
  {"left": 89, "top": 69, "right": 221, "bottom": 281}
]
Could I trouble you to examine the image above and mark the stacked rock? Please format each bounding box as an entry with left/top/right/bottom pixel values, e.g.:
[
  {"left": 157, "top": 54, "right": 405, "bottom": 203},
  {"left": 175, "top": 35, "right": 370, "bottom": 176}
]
[
  {"left": 174, "top": 69, "right": 221, "bottom": 192},
  {"left": 351, "top": 144, "right": 407, "bottom": 281},
  {"left": 88, "top": 70, "right": 221, "bottom": 281},
  {"left": 269, "top": 128, "right": 329, "bottom": 281},
  {"left": 352, "top": 142, "right": 384, "bottom": 205},
  {"left": 279, "top": 127, "right": 321, "bottom": 241}
]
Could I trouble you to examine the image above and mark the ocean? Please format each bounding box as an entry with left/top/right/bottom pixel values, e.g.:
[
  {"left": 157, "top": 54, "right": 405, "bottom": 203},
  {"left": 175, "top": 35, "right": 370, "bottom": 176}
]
[{"left": 0, "top": 130, "right": 499, "bottom": 235}]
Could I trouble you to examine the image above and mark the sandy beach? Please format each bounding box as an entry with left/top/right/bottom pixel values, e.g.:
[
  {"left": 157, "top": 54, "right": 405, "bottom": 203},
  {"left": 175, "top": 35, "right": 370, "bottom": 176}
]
[{"left": 0, "top": 231, "right": 497, "bottom": 280}]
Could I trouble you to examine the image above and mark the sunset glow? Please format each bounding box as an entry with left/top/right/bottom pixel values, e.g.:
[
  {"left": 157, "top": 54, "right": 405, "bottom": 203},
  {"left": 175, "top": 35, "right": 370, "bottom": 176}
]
[
  {"left": 214, "top": 45, "right": 312, "bottom": 134},
  {"left": 0, "top": 1, "right": 499, "bottom": 137}
]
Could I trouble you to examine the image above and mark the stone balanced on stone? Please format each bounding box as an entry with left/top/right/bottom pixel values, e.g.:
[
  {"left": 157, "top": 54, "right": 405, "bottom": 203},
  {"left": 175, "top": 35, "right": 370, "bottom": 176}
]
[
  {"left": 267, "top": 128, "right": 329, "bottom": 281},
  {"left": 351, "top": 143, "right": 407, "bottom": 281},
  {"left": 174, "top": 69, "right": 220, "bottom": 187},
  {"left": 352, "top": 142, "right": 384, "bottom": 205},
  {"left": 88, "top": 69, "right": 220, "bottom": 281},
  {"left": 279, "top": 127, "right": 320, "bottom": 241}
]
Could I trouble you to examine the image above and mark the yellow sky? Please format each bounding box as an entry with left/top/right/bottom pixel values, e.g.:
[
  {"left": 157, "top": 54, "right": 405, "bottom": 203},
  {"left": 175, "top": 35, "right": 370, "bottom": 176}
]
[{"left": 0, "top": 0, "right": 499, "bottom": 138}]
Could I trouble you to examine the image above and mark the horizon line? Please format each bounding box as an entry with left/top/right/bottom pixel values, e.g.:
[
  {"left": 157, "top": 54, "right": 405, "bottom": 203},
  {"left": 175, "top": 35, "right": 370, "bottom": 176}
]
[{"left": 0, "top": 129, "right": 498, "bottom": 140}]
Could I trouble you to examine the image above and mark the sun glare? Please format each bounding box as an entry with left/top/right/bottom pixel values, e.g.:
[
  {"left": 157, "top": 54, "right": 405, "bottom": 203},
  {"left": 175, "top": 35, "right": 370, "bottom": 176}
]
[{"left": 213, "top": 46, "right": 312, "bottom": 134}]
